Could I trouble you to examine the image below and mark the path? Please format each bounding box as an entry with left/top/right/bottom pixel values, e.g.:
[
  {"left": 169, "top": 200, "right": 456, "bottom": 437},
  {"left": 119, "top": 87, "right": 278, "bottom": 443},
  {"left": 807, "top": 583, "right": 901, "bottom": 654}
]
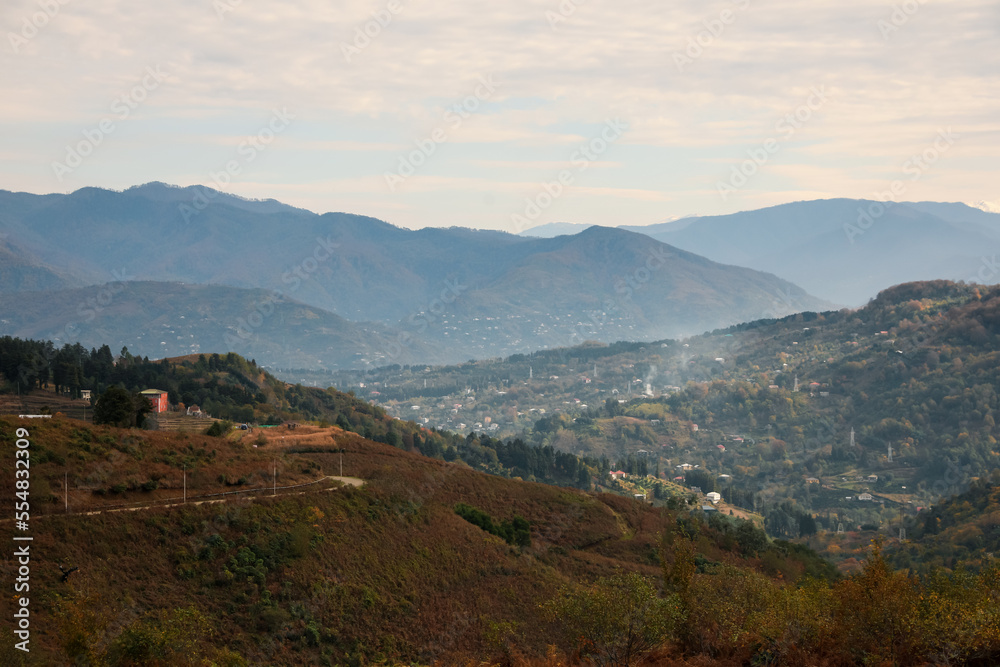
[{"left": 0, "top": 475, "right": 367, "bottom": 522}]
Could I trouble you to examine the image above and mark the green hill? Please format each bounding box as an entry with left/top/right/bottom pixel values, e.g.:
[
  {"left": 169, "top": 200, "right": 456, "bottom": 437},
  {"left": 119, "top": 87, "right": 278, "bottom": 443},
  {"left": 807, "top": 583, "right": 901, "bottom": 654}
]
[
  {"left": 317, "top": 280, "right": 1000, "bottom": 558},
  {"left": 892, "top": 471, "right": 1000, "bottom": 574}
]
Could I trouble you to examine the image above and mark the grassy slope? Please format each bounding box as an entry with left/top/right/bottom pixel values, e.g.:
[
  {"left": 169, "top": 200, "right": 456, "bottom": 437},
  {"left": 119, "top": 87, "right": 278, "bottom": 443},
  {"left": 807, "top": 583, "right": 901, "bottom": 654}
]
[{"left": 0, "top": 417, "right": 825, "bottom": 666}]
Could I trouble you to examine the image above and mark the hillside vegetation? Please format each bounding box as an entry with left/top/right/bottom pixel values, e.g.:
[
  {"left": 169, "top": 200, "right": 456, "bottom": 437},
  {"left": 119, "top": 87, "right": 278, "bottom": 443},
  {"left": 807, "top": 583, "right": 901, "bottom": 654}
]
[
  {"left": 2, "top": 416, "right": 999, "bottom": 666},
  {"left": 319, "top": 281, "right": 1000, "bottom": 564}
]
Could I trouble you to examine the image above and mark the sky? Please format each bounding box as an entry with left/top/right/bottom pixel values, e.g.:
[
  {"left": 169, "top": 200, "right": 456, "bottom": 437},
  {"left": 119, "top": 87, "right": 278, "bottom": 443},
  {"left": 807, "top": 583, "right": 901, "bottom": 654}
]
[{"left": 2, "top": 0, "right": 998, "bottom": 232}]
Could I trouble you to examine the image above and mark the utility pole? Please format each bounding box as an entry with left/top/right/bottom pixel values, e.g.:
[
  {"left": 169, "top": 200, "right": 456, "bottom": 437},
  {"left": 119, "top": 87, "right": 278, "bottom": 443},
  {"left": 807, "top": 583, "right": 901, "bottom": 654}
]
[
  {"left": 273, "top": 460, "right": 276, "bottom": 496},
  {"left": 183, "top": 464, "right": 187, "bottom": 503},
  {"left": 64, "top": 472, "right": 69, "bottom": 513}
]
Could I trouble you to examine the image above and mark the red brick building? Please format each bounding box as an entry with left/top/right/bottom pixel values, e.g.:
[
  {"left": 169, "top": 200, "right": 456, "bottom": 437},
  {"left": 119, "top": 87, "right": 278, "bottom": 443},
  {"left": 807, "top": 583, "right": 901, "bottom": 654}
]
[{"left": 140, "top": 389, "right": 169, "bottom": 413}]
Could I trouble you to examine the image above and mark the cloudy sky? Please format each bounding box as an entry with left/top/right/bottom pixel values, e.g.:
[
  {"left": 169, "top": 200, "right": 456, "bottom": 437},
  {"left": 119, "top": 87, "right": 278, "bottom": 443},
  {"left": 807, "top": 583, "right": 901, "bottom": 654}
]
[{"left": 2, "top": 0, "right": 997, "bottom": 231}]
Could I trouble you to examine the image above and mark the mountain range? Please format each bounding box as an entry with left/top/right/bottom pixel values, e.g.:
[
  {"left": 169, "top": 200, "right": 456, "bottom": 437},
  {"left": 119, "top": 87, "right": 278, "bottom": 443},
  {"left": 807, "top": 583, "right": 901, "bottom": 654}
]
[
  {"left": 0, "top": 183, "right": 829, "bottom": 368},
  {"left": 522, "top": 199, "right": 1000, "bottom": 306}
]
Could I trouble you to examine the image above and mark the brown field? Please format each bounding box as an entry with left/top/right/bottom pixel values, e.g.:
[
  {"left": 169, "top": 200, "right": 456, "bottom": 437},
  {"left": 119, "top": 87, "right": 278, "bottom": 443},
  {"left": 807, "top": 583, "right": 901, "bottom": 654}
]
[{"left": 0, "top": 416, "right": 326, "bottom": 516}]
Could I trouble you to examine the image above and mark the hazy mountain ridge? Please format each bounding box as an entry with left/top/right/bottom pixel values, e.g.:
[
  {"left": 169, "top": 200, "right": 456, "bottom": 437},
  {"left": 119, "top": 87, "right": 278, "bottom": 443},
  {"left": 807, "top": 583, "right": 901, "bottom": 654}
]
[
  {"left": 519, "top": 199, "right": 1000, "bottom": 306},
  {"left": 0, "top": 281, "right": 443, "bottom": 370},
  {"left": 0, "top": 184, "right": 832, "bottom": 366},
  {"left": 621, "top": 199, "right": 1000, "bottom": 305}
]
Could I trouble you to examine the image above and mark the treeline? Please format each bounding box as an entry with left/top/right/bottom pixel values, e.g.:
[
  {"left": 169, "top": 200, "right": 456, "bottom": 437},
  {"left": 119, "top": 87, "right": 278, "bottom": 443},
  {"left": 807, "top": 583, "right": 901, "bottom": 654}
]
[
  {"left": 0, "top": 336, "right": 602, "bottom": 490},
  {"left": 891, "top": 471, "right": 1000, "bottom": 573},
  {"left": 0, "top": 337, "right": 282, "bottom": 423}
]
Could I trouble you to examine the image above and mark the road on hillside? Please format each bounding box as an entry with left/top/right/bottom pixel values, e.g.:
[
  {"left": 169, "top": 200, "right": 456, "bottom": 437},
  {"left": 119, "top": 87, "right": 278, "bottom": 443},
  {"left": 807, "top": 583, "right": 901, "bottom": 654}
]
[
  {"left": 0, "top": 475, "right": 366, "bottom": 523},
  {"left": 77, "top": 475, "right": 366, "bottom": 516}
]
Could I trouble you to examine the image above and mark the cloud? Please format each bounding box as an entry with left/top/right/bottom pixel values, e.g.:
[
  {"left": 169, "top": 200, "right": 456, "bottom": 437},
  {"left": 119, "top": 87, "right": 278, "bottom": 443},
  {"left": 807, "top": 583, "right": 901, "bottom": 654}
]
[{"left": 0, "top": 0, "right": 997, "bottom": 226}]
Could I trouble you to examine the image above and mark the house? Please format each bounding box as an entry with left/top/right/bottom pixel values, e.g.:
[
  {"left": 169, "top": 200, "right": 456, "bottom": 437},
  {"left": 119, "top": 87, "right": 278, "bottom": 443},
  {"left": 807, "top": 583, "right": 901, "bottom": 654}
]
[
  {"left": 701, "top": 505, "right": 718, "bottom": 513},
  {"left": 691, "top": 424, "right": 699, "bottom": 432},
  {"left": 186, "top": 404, "right": 203, "bottom": 417},
  {"left": 80, "top": 389, "right": 92, "bottom": 401},
  {"left": 706, "top": 492, "right": 721, "bottom": 504},
  {"left": 609, "top": 470, "right": 628, "bottom": 480},
  {"left": 858, "top": 493, "right": 873, "bottom": 501},
  {"left": 806, "top": 477, "right": 820, "bottom": 484},
  {"left": 676, "top": 463, "right": 693, "bottom": 471},
  {"left": 867, "top": 475, "right": 879, "bottom": 482},
  {"left": 717, "top": 445, "right": 726, "bottom": 452},
  {"left": 140, "top": 389, "right": 169, "bottom": 413},
  {"left": 633, "top": 492, "right": 647, "bottom": 501}
]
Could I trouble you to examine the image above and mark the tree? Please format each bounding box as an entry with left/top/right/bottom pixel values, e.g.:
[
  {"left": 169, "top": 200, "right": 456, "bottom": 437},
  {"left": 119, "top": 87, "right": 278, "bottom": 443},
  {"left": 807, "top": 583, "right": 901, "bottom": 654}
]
[
  {"left": 735, "top": 520, "right": 768, "bottom": 557},
  {"left": 93, "top": 386, "right": 135, "bottom": 427},
  {"left": 93, "top": 386, "right": 152, "bottom": 428},
  {"left": 543, "top": 572, "right": 682, "bottom": 667},
  {"left": 798, "top": 513, "right": 818, "bottom": 536}
]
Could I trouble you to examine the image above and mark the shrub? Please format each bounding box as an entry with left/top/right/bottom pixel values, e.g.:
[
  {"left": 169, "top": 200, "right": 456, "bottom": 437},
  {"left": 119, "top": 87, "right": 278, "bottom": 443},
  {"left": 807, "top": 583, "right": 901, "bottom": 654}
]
[
  {"left": 205, "top": 420, "right": 233, "bottom": 437},
  {"left": 454, "top": 503, "right": 531, "bottom": 547},
  {"left": 543, "top": 572, "right": 683, "bottom": 667}
]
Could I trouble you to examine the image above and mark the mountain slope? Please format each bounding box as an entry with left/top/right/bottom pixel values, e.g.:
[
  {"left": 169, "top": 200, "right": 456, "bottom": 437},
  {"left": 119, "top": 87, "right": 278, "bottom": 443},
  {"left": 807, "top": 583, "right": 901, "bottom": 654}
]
[
  {"left": 620, "top": 199, "right": 1000, "bottom": 305},
  {"left": 2, "top": 410, "right": 998, "bottom": 666},
  {"left": 326, "top": 280, "right": 1000, "bottom": 566},
  {"left": 453, "top": 225, "right": 831, "bottom": 353},
  {"left": 0, "top": 238, "right": 73, "bottom": 292},
  {"left": 0, "top": 184, "right": 832, "bottom": 364},
  {"left": 0, "top": 281, "right": 440, "bottom": 370}
]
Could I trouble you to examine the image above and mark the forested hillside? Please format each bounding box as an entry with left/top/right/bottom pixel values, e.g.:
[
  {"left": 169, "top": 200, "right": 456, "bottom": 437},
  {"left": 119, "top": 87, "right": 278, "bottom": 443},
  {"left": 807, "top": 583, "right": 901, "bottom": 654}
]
[
  {"left": 322, "top": 281, "right": 1000, "bottom": 561},
  {"left": 0, "top": 339, "right": 599, "bottom": 490}
]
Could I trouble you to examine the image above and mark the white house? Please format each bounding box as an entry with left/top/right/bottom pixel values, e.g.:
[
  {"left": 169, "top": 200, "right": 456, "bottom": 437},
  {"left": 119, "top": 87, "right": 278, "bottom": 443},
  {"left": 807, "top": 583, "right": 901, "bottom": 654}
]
[
  {"left": 706, "top": 492, "right": 721, "bottom": 504},
  {"left": 858, "top": 493, "right": 874, "bottom": 501}
]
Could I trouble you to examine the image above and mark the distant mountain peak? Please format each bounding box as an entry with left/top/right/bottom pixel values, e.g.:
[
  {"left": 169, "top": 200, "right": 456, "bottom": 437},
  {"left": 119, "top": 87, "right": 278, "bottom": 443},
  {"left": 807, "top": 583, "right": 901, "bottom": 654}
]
[
  {"left": 969, "top": 200, "right": 1000, "bottom": 214},
  {"left": 518, "top": 221, "right": 594, "bottom": 238}
]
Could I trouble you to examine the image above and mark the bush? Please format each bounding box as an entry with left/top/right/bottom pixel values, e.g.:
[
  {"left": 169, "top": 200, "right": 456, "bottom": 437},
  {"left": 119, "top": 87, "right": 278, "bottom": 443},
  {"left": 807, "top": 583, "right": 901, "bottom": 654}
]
[
  {"left": 205, "top": 420, "right": 233, "bottom": 437},
  {"left": 543, "top": 572, "right": 683, "bottom": 667},
  {"left": 454, "top": 503, "right": 531, "bottom": 547}
]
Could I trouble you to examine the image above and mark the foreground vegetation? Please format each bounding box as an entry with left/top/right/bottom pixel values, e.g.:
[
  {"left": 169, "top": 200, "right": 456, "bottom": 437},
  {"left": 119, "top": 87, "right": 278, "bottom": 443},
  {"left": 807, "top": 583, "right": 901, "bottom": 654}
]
[{"left": 1, "top": 415, "right": 999, "bottom": 665}]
